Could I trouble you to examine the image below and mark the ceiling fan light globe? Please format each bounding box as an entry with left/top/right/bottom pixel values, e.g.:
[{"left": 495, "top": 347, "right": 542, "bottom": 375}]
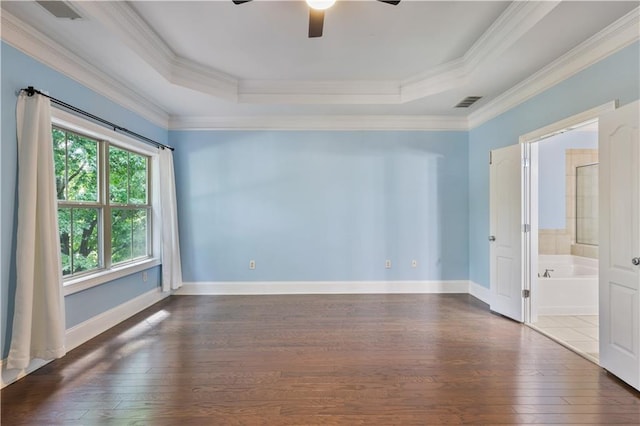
[{"left": 306, "top": 0, "right": 336, "bottom": 11}]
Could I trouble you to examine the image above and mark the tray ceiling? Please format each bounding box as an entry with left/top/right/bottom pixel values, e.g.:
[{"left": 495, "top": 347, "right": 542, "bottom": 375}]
[{"left": 1, "top": 1, "right": 638, "bottom": 128}]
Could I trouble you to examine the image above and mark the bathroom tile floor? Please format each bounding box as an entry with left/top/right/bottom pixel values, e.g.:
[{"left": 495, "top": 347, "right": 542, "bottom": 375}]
[{"left": 531, "top": 315, "right": 599, "bottom": 361}]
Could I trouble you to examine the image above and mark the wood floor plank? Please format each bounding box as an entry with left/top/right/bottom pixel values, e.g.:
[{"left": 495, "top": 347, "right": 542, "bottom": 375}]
[{"left": 2, "top": 294, "right": 638, "bottom": 425}]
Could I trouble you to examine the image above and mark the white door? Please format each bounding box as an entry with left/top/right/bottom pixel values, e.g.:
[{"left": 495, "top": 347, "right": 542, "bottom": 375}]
[
  {"left": 599, "top": 100, "right": 640, "bottom": 390},
  {"left": 490, "top": 144, "right": 524, "bottom": 322}
]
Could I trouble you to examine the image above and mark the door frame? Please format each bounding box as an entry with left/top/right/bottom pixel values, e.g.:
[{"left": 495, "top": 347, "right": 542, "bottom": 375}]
[{"left": 518, "top": 101, "right": 617, "bottom": 326}]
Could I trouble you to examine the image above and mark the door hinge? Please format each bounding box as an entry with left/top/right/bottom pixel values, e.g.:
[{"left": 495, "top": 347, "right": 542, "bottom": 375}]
[
  {"left": 522, "top": 157, "right": 530, "bottom": 167},
  {"left": 522, "top": 224, "right": 531, "bottom": 232},
  {"left": 489, "top": 151, "right": 492, "bottom": 165},
  {"left": 522, "top": 289, "right": 530, "bottom": 298}
]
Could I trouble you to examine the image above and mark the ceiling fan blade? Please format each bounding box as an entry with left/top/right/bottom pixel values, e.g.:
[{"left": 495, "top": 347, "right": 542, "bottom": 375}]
[
  {"left": 377, "top": 0, "right": 400, "bottom": 4},
  {"left": 232, "top": 0, "right": 253, "bottom": 4},
  {"left": 308, "top": 9, "right": 324, "bottom": 38}
]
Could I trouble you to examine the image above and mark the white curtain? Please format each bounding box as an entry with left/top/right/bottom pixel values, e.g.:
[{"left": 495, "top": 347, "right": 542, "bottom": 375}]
[
  {"left": 159, "top": 148, "right": 183, "bottom": 292},
  {"left": 7, "top": 92, "right": 66, "bottom": 370}
]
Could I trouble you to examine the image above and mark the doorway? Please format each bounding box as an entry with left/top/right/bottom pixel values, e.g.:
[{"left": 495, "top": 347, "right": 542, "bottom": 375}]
[
  {"left": 527, "top": 121, "right": 600, "bottom": 363},
  {"left": 515, "top": 102, "right": 617, "bottom": 364},
  {"left": 490, "top": 100, "right": 640, "bottom": 389}
]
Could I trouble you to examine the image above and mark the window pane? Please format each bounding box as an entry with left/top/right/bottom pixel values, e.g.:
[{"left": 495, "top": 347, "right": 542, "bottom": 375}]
[
  {"left": 129, "top": 153, "right": 147, "bottom": 205},
  {"left": 53, "top": 128, "right": 67, "bottom": 200},
  {"left": 66, "top": 133, "right": 98, "bottom": 202},
  {"left": 109, "top": 146, "right": 128, "bottom": 204},
  {"left": 58, "top": 208, "right": 71, "bottom": 276},
  {"left": 71, "top": 208, "right": 100, "bottom": 274},
  {"left": 132, "top": 209, "right": 148, "bottom": 258},
  {"left": 111, "top": 209, "right": 132, "bottom": 264}
]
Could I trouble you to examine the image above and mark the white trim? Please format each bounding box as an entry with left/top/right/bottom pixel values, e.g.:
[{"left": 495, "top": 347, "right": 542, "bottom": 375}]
[
  {"left": 73, "top": 0, "right": 174, "bottom": 79},
  {"left": 168, "top": 115, "right": 468, "bottom": 131},
  {"left": 519, "top": 101, "right": 616, "bottom": 325},
  {"left": 51, "top": 108, "right": 160, "bottom": 157},
  {"left": 463, "top": 1, "right": 561, "bottom": 71},
  {"left": 401, "top": 59, "right": 468, "bottom": 104},
  {"left": 73, "top": 1, "right": 238, "bottom": 102},
  {"left": 3, "top": 5, "right": 636, "bottom": 130},
  {"left": 1, "top": 288, "right": 168, "bottom": 388},
  {"left": 469, "top": 7, "right": 639, "bottom": 129},
  {"left": 64, "top": 288, "right": 169, "bottom": 351},
  {"left": 175, "top": 280, "right": 470, "bottom": 295},
  {"left": 238, "top": 92, "right": 402, "bottom": 105},
  {"left": 62, "top": 259, "right": 161, "bottom": 296},
  {"left": 50, "top": 108, "right": 164, "bottom": 296},
  {"left": 518, "top": 101, "right": 617, "bottom": 144},
  {"left": 401, "top": 1, "right": 560, "bottom": 103},
  {"left": 66, "top": 0, "right": 558, "bottom": 106},
  {"left": 171, "top": 56, "right": 238, "bottom": 102},
  {"left": 0, "top": 10, "right": 169, "bottom": 128},
  {"left": 468, "top": 281, "right": 491, "bottom": 305}
]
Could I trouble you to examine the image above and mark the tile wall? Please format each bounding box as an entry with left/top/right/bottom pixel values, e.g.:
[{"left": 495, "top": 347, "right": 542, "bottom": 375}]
[{"left": 539, "top": 148, "right": 599, "bottom": 259}]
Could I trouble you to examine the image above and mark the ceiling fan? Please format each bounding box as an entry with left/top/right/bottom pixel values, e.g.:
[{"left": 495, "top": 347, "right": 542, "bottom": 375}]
[{"left": 232, "top": 0, "right": 401, "bottom": 38}]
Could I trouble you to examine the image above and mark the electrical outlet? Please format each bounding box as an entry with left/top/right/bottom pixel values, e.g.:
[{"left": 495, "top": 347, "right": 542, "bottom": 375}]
[
  {"left": 385, "top": 259, "right": 392, "bottom": 269},
  {"left": 411, "top": 260, "right": 417, "bottom": 268},
  {"left": 142, "top": 271, "right": 148, "bottom": 282},
  {"left": 249, "top": 260, "right": 256, "bottom": 270}
]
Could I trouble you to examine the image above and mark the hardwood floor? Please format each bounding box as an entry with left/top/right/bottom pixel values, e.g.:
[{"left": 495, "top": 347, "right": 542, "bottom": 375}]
[{"left": 2, "top": 294, "right": 639, "bottom": 425}]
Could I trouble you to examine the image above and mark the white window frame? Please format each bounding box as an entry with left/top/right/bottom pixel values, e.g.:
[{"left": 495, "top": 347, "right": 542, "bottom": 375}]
[{"left": 52, "top": 108, "right": 161, "bottom": 296}]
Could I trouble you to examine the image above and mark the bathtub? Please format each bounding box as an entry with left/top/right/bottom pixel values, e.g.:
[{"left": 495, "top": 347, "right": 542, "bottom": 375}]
[{"left": 535, "top": 255, "right": 599, "bottom": 316}]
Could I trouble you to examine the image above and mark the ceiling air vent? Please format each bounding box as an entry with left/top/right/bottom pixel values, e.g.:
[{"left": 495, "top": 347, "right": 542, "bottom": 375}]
[
  {"left": 455, "top": 96, "right": 483, "bottom": 108},
  {"left": 36, "top": 1, "right": 82, "bottom": 20}
]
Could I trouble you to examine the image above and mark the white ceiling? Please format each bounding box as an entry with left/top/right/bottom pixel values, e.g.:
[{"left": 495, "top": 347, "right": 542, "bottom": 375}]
[
  {"left": 1, "top": 1, "right": 639, "bottom": 128},
  {"left": 130, "top": 1, "right": 508, "bottom": 80}
]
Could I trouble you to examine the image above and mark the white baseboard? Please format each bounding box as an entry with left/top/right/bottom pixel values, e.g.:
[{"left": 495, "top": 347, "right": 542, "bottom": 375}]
[
  {"left": 65, "top": 288, "right": 169, "bottom": 351},
  {"left": 468, "top": 281, "right": 491, "bottom": 305},
  {"left": 176, "top": 280, "right": 471, "bottom": 295},
  {"left": 1, "top": 287, "right": 168, "bottom": 388}
]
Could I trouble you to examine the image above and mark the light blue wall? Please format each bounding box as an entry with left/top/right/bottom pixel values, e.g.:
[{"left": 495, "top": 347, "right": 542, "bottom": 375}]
[
  {"left": 170, "top": 130, "right": 469, "bottom": 282},
  {"left": 3, "top": 33, "right": 638, "bottom": 354},
  {"left": 1, "top": 43, "right": 165, "bottom": 358},
  {"left": 65, "top": 266, "right": 160, "bottom": 328},
  {"left": 538, "top": 131, "right": 598, "bottom": 229},
  {"left": 469, "top": 41, "right": 640, "bottom": 288}
]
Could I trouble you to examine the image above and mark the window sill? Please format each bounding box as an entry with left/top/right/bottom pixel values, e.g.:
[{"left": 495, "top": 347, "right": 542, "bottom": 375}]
[{"left": 63, "top": 258, "right": 161, "bottom": 296}]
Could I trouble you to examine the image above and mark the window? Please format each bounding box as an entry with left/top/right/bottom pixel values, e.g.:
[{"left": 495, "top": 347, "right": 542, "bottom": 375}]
[
  {"left": 52, "top": 109, "right": 160, "bottom": 293},
  {"left": 54, "top": 127, "right": 101, "bottom": 276},
  {"left": 108, "top": 145, "right": 150, "bottom": 265}
]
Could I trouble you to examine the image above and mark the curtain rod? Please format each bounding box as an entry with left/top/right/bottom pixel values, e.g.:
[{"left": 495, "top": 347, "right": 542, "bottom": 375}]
[{"left": 20, "top": 86, "right": 174, "bottom": 151}]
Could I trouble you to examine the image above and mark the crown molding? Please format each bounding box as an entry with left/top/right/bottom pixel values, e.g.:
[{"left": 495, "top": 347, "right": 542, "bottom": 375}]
[
  {"left": 72, "top": 1, "right": 238, "bottom": 101},
  {"left": 401, "top": 58, "right": 468, "bottom": 103},
  {"left": 67, "top": 0, "right": 558, "bottom": 106},
  {"left": 171, "top": 56, "right": 238, "bottom": 102},
  {"left": 463, "top": 1, "right": 561, "bottom": 71},
  {"left": 72, "top": 0, "right": 173, "bottom": 79},
  {"left": 169, "top": 115, "right": 468, "bottom": 131},
  {"left": 0, "top": 10, "right": 169, "bottom": 128},
  {"left": 400, "top": 1, "right": 560, "bottom": 103},
  {"left": 238, "top": 79, "right": 402, "bottom": 104},
  {"left": 4, "top": 3, "right": 635, "bottom": 132},
  {"left": 468, "top": 7, "right": 640, "bottom": 129}
]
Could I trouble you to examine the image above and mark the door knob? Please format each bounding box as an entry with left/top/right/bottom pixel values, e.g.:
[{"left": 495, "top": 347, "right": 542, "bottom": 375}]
[
  {"left": 488, "top": 236, "right": 496, "bottom": 242},
  {"left": 633, "top": 257, "right": 640, "bottom": 266}
]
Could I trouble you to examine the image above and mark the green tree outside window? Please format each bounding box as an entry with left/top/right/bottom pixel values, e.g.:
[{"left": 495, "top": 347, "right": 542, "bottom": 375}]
[{"left": 53, "top": 127, "right": 150, "bottom": 277}]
